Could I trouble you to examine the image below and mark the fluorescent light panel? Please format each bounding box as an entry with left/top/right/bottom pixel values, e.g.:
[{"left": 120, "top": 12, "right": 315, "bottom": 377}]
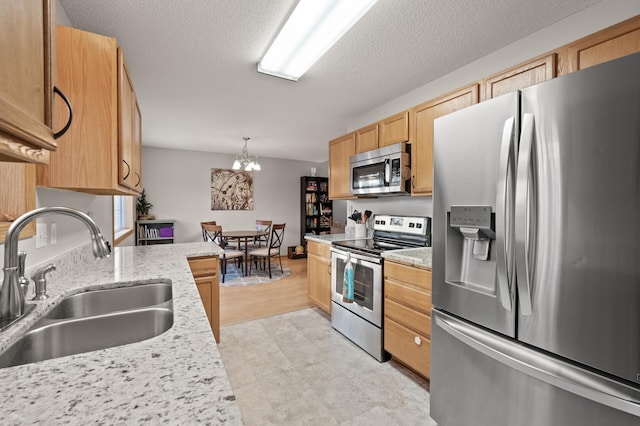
[{"left": 258, "top": 0, "right": 378, "bottom": 81}]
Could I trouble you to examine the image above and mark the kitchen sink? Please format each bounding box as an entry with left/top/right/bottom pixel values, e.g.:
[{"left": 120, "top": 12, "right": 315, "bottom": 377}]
[
  {"left": 0, "top": 281, "right": 174, "bottom": 369},
  {"left": 46, "top": 282, "right": 173, "bottom": 319}
]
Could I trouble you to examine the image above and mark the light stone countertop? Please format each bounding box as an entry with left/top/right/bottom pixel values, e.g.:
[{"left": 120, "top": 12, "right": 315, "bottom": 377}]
[
  {"left": 0, "top": 242, "right": 243, "bottom": 425},
  {"left": 304, "top": 233, "right": 349, "bottom": 244},
  {"left": 382, "top": 247, "right": 433, "bottom": 269}
]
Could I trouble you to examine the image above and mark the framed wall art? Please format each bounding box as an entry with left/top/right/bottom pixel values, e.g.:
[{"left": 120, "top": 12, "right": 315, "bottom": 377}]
[{"left": 211, "top": 168, "right": 254, "bottom": 210}]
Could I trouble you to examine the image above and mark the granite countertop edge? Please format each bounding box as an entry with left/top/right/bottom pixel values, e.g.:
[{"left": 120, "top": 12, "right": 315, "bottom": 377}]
[
  {"left": 381, "top": 247, "right": 433, "bottom": 269},
  {"left": 0, "top": 242, "right": 243, "bottom": 425}
]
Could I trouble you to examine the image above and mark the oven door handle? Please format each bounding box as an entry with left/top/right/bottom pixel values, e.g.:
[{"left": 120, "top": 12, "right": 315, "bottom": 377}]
[{"left": 331, "top": 248, "right": 383, "bottom": 265}]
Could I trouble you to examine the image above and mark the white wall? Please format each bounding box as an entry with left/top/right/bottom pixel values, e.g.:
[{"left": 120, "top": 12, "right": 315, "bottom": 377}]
[{"left": 142, "top": 146, "right": 328, "bottom": 249}]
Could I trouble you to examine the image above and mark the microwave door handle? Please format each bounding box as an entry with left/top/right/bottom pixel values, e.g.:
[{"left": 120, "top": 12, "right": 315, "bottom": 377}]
[{"left": 384, "top": 159, "right": 390, "bottom": 186}]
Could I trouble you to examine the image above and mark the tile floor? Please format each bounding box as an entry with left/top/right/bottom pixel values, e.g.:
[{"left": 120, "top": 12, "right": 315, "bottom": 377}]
[{"left": 217, "top": 308, "right": 438, "bottom": 425}]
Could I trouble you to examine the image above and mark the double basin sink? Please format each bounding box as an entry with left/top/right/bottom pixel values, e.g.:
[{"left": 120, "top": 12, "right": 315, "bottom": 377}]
[{"left": 0, "top": 281, "right": 174, "bottom": 369}]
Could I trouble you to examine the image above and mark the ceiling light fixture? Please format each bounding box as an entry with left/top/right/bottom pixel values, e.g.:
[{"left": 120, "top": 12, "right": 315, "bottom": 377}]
[
  {"left": 232, "top": 137, "right": 261, "bottom": 171},
  {"left": 257, "top": 0, "right": 378, "bottom": 81}
]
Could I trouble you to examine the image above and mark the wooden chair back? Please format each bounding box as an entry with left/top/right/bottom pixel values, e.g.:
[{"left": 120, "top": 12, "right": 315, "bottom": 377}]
[
  {"left": 202, "top": 223, "right": 225, "bottom": 247},
  {"left": 267, "top": 223, "right": 286, "bottom": 252},
  {"left": 200, "top": 221, "right": 217, "bottom": 241},
  {"left": 255, "top": 220, "right": 272, "bottom": 246}
]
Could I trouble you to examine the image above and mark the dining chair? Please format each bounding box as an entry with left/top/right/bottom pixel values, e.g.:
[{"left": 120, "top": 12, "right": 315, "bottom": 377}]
[
  {"left": 202, "top": 224, "right": 244, "bottom": 283},
  {"left": 248, "top": 223, "right": 285, "bottom": 279},
  {"left": 200, "top": 221, "right": 217, "bottom": 242}
]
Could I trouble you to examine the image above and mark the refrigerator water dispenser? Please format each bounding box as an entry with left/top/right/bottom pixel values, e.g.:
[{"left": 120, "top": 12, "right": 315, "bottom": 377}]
[{"left": 446, "top": 206, "right": 496, "bottom": 293}]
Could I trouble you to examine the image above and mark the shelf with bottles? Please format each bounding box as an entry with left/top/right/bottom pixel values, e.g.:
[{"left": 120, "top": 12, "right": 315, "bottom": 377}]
[{"left": 136, "top": 219, "right": 175, "bottom": 245}]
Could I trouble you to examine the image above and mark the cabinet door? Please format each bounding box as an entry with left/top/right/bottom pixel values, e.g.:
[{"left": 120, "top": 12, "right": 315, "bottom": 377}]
[
  {"left": 328, "top": 133, "right": 356, "bottom": 200},
  {"left": 564, "top": 16, "right": 640, "bottom": 73},
  {"left": 481, "top": 54, "right": 556, "bottom": 101},
  {"left": 118, "top": 50, "right": 137, "bottom": 191},
  {"left": 308, "top": 252, "right": 331, "bottom": 314},
  {"left": 134, "top": 97, "right": 142, "bottom": 190},
  {"left": 355, "top": 123, "right": 378, "bottom": 153},
  {"left": 189, "top": 256, "right": 220, "bottom": 343},
  {"left": 0, "top": 0, "right": 55, "bottom": 163},
  {"left": 411, "top": 84, "right": 478, "bottom": 195},
  {"left": 379, "top": 111, "right": 409, "bottom": 147},
  {"left": 194, "top": 276, "right": 212, "bottom": 324},
  {"left": 0, "top": 163, "right": 36, "bottom": 243}
]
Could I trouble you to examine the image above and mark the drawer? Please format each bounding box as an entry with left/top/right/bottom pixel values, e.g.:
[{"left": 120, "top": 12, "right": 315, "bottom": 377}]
[
  {"left": 384, "top": 317, "right": 430, "bottom": 378},
  {"left": 307, "top": 240, "right": 331, "bottom": 259},
  {"left": 384, "top": 261, "right": 431, "bottom": 292},
  {"left": 385, "top": 280, "right": 431, "bottom": 314},
  {"left": 188, "top": 256, "right": 219, "bottom": 278},
  {"left": 385, "top": 298, "right": 431, "bottom": 337}
]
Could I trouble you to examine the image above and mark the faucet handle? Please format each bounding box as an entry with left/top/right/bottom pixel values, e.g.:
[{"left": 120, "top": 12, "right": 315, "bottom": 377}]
[
  {"left": 17, "top": 251, "right": 29, "bottom": 297},
  {"left": 31, "top": 264, "right": 56, "bottom": 301}
]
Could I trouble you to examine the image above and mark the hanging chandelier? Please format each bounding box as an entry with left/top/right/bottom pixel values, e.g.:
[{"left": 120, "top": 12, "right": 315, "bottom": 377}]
[{"left": 232, "top": 137, "right": 261, "bottom": 171}]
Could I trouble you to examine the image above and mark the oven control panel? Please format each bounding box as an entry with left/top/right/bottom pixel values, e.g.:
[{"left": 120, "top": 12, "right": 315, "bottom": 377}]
[{"left": 373, "top": 215, "right": 430, "bottom": 236}]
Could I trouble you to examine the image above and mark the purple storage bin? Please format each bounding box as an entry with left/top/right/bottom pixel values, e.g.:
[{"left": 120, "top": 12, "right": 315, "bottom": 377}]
[{"left": 159, "top": 227, "right": 173, "bottom": 238}]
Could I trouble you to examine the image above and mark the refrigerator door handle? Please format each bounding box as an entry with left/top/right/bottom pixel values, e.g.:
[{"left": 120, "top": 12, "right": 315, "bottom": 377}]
[
  {"left": 496, "top": 117, "right": 516, "bottom": 311},
  {"left": 515, "top": 113, "right": 535, "bottom": 315},
  {"left": 435, "top": 313, "right": 640, "bottom": 417}
]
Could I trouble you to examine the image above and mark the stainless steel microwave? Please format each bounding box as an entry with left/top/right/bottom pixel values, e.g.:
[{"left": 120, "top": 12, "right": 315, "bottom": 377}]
[{"left": 350, "top": 142, "right": 410, "bottom": 196}]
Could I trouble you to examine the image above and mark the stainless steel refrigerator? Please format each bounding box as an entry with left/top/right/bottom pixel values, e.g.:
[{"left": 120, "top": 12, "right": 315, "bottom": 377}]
[{"left": 431, "top": 51, "right": 640, "bottom": 426}]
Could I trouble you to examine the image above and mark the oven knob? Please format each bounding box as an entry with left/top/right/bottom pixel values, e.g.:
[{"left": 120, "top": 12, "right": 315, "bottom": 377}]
[
  {"left": 416, "top": 223, "right": 422, "bottom": 229},
  {"left": 409, "top": 223, "right": 415, "bottom": 228},
  {"left": 414, "top": 336, "right": 422, "bottom": 346}
]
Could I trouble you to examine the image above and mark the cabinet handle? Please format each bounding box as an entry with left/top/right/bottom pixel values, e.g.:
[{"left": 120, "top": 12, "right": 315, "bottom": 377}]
[
  {"left": 122, "top": 159, "right": 131, "bottom": 180},
  {"left": 414, "top": 336, "right": 422, "bottom": 346},
  {"left": 53, "top": 86, "right": 73, "bottom": 139},
  {"left": 135, "top": 172, "right": 141, "bottom": 187},
  {"left": 411, "top": 175, "right": 415, "bottom": 188},
  {"left": 327, "top": 263, "right": 331, "bottom": 275}
]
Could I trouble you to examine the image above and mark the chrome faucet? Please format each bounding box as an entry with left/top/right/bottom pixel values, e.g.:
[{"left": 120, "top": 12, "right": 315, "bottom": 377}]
[{"left": 0, "top": 207, "right": 111, "bottom": 323}]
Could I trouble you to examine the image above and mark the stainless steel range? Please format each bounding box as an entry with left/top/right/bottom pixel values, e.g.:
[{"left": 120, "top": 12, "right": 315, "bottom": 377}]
[{"left": 330, "top": 214, "right": 431, "bottom": 361}]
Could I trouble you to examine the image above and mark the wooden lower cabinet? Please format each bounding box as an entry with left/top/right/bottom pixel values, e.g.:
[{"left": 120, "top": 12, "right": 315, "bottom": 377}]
[
  {"left": 188, "top": 256, "right": 220, "bottom": 343},
  {"left": 384, "top": 260, "right": 432, "bottom": 378},
  {"left": 307, "top": 240, "right": 332, "bottom": 314}
]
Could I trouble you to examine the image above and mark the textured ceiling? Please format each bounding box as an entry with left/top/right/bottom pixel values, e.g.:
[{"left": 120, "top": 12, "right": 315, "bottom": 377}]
[{"left": 59, "top": 0, "right": 600, "bottom": 163}]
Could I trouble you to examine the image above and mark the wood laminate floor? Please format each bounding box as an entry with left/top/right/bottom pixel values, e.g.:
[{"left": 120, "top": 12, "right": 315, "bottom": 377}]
[{"left": 219, "top": 256, "right": 313, "bottom": 326}]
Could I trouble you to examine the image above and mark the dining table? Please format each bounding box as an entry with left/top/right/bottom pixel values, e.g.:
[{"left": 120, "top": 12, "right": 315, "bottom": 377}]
[{"left": 221, "top": 230, "right": 269, "bottom": 276}]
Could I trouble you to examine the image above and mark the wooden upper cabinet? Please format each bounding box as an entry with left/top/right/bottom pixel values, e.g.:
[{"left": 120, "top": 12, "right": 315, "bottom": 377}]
[
  {"left": 118, "top": 51, "right": 141, "bottom": 191},
  {"left": 563, "top": 15, "right": 640, "bottom": 74},
  {"left": 411, "top": 84, "right": 479, "bottom": 196},
  {"left": 379, "top": 111, "right": 410, "bottom": 147},
  {"left": 0, "top": 0, "right": 57, "bottom": 163},
  {"left": 481, "top": 54, "right": 556, "bottom": 101},
  {"left": 0, "top": 163, "right": 36, "bottom": 243},
  {"left": 355, "top": 123, "right": 379, "bottom": 154},
  {"left": 328, "top": 132, "right": 356, "bottom": 200},
  {"left": 37, "top": 26, "right": 142, "bottom": 195}
]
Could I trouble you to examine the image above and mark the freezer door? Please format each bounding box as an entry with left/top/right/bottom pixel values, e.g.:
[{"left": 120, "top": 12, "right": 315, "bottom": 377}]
[
  {"left": 431, "top": 309, "right": 640, "bottom": 426},
  {"left": 517, "top": 51, "right": 640, "bottom": 385},
  {"left": 433, "top": 92, "right": 518, "bottom": 337}
]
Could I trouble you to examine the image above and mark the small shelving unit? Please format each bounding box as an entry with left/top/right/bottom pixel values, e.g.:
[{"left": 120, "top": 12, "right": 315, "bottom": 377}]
[
  {"left": 136, "top": 219, "right": 175, "bottom": 245},
  {"left": 300, "top": 176, "right": 332, "bottom": 245}
]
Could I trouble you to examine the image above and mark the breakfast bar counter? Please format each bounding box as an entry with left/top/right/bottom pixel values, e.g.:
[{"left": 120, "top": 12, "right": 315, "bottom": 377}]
[{"left": 0, "top": 242, "right": 242, "bottom": 425}]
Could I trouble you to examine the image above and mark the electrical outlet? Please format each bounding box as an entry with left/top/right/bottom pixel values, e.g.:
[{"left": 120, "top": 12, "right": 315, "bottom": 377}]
[
  {"left": 50, "top": 223, "right": 57, "bottom": 245},
  {"left": 35, "top": 223, "right": 48, "bottom": 248}
]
